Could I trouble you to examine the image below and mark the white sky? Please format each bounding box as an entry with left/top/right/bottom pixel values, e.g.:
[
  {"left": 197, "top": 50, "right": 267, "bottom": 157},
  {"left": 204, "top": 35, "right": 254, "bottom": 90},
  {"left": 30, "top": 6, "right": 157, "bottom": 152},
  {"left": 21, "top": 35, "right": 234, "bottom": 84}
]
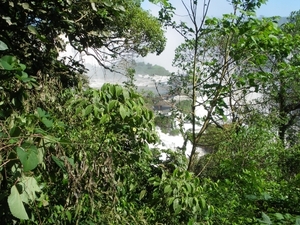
[{"left": 141, "top": 0, "right": 300, "bottom": 72}]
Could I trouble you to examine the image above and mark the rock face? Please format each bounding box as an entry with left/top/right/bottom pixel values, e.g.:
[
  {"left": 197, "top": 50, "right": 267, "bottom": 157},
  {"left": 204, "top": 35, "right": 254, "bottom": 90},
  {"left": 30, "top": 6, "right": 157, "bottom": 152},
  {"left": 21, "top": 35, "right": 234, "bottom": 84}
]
[{"left": 153, "top": 100, "right": 173, "bottom": 113}]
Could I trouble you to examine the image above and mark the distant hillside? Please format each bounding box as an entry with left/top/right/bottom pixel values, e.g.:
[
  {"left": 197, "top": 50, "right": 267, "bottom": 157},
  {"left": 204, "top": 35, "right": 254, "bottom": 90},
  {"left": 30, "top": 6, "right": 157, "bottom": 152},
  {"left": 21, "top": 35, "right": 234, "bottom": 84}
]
[
  {"left": 133, "top": 61, "right": 171, "bottom": 76},
  {"left": 277, "top": 17, "right": 288, "bottom": 25},
  {"left": 85, "top": 61, "right": 171, "bottom": 77},
  {"left": 259, "top": 16, "right": 288, "bottom": 25}
]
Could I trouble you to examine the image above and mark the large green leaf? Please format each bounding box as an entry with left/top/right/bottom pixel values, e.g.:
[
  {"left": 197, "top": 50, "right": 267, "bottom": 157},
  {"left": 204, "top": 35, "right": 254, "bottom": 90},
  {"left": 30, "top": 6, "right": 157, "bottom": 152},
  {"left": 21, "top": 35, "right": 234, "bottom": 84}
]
[
  {"left": 7, "top": 185, "right": 29, "bottom": 220},
  {"left": 119, "top": 105, "right": 127, "bottom": 119},
  {"left": 260, "top": 212, "right": 272, "bottom": 224},
  {"left": 17, "top": 146, "right": 39, "bottom": 172},
  {"left": 0, "top": 40, "right": 8, "bottom": 51},
  {"left": 20, "top": 176, "right": 41, "bottom": 202},
  {"left": 0, "top": 57, "right": 13, "bottom": 70}
]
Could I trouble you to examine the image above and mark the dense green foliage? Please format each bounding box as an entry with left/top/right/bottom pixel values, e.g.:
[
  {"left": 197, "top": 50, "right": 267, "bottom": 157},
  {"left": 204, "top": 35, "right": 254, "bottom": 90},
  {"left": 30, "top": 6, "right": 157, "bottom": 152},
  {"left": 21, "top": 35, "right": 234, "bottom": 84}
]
[{"left": 1, "top": 0, "right": 300, "bottom": 224}]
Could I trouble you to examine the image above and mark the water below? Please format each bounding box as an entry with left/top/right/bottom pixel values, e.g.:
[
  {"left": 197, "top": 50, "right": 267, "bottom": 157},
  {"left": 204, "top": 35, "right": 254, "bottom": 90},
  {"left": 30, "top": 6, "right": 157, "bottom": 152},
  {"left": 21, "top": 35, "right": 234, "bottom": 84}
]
[{"left": 151, "top": 127, "right": 206, "bottom": 161}]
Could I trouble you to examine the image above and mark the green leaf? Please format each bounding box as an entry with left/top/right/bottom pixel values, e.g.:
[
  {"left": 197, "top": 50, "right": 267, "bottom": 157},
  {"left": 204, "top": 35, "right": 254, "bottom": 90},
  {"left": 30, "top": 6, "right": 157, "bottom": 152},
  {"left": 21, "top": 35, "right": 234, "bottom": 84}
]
[
  {"left": 200, "top": 197, "right": 206, "bottom": 209},
  {"left": 173, "top": 198, "right": 181, "bottom": 214},
  {"left": 37, "top": 107, "right": 46, "bottom": 118},
  {"left": 0, "top": 40, "right": 8, "bottom": 51},
  {"left": 19, "top": 63, "right": 26, "bottom": 71},
  {"left": 44, "top": 135, "right": 59, "bottom": 143},
  {"left": 262, "top": 192, "right": 271, "bottom": 200},
  {"left": 261, "top": 212, "right": 272, "bottom": 224},
  {"left": 167, "top": 197, "right": 175, "bottom": 206},
  {"left": 36, "top": 147, "right": 44, "bottom": 164},
  {"left": 20, "top": 176, "right": 41, "bottom": 202},
  {"left": 28, "top": 25, "right": 39, "bottom": 35},
  {"left": 42, "top": 117, "right": 53, "bottom": 128},
  {"left": 8, "top": 185, "right": 29, "bottom": 220},
  {"left": 164, "top": 184, "right": 172, "bottom": 194},
  {"left": 114, "top": 4, "right": 125, "bottom": 12},
  {"left": 100, "top": 114, "right": 109, "bottom": 123},
  {"left": 115, "top": 85, "right": 123, "bottom": 97},
  {"left": 139, "top": 190, "right": 146, "bottom": 200},
  {"left": 1, "top": 55, "right": 14, "bottom": 64},
  {"left": 149, "top": 0, "right": 170, "bottom": 7},
  {"left": 2, "top": 16, "right": 16, "bottom": 25},
  {"left": 123, "top": 89, "right": 129, "bottom": 100},
  {"left": 83, "top": 104, "right": 93, "bottom": 117},
  {"left": 108, "top": 84, "right": 115, "bottom": 96},
  {"left": 51, "top": 155, "right": 66, "bottom": 172},
  {"left": 21, "top": 3, "right": 31, "bottom": 10},
  {"left": 108, "top": 100, "right": 118, "bottom": 112},
  {"left": 119, "top": 105, "right": 127, "bottom": 120},
  {"left": 90, "top": 2, "right": 97, "bottom": 11},
  {"left": 17, "top": 146, "right": 39, "bottom": 172},
  {"left": 188, "top": 197, "right": 193, "bottom": 207},
  {"left": 274, "top": 213, "right": 284, "bottom": 220},
  {"left": 0, "top": 58, "right": 13, "bottom": 70},
  {"left": 66, "top": 210, "right": 72, "bottom": 223}
]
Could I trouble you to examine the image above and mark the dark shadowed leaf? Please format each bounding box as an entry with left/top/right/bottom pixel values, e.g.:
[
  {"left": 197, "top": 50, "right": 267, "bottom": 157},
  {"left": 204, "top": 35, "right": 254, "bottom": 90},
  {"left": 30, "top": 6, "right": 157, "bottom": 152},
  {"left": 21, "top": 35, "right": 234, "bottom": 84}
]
[{"left": 17, "top": 146, "right": 39, "bottom": 172}]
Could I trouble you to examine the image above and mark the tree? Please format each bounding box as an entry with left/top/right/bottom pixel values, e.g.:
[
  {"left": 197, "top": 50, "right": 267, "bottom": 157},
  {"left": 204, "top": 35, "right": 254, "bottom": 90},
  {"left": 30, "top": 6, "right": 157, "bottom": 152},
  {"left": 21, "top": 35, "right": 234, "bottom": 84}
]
[
  {"left": 161, "top": 0, "right": 279, "bottom": 170},
  {"left": 253, "top": 11, "right": 300, "bottom": 146},
  {"left": 0, "top": 0, "right": 166, "bottom": 118}
]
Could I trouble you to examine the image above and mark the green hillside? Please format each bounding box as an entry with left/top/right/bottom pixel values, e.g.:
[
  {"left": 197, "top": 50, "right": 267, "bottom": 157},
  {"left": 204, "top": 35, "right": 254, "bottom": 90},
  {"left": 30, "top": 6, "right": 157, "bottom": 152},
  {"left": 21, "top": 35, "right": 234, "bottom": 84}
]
[{"left": 133, "top": 61, "right": 171, "bottom": 76}]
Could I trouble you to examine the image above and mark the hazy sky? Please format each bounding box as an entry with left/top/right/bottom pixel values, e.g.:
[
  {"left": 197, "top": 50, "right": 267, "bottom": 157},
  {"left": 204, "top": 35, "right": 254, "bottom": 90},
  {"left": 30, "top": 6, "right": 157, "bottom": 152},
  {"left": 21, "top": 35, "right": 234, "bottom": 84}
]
[{"left": 141, "top": 0, "right": 300, "bottom": 72}]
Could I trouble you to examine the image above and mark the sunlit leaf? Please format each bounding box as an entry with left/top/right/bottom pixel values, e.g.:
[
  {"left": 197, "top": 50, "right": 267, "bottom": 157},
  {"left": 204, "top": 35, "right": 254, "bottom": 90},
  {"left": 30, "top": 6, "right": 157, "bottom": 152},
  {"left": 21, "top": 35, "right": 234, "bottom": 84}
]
[
  {"left": 2, "top": 16, "right": 15, "bottom": 25},
  {"left": 20, "top": 176, "right": 41, "bottom": 202},
  {"left": 90, "top": 2, "right": 97, "bottom": 11},
  {"left": 261, "top": 212, "right": 272, "bottom": 224},
  {"left": 20, "top": 3, "right": 31, "bottom": 10},
  {"left": 7, "top": 185, "right": 29, "bottom": 220},
  {"left": 28, "top": 25, "right": 39, "bottom": 35},
  {"left": 173, "top": 198, "right": 181, "bottom": 214},
  {"left": 139, "top": 190, "right": 146, "bottom": 200},
  {"left": 0, "top": 40, "right": 8, "bottom": 51},
  {"left": 164, "top": 185, "right": 172, "bottom": 194},
  {"left": 274, "top": 213, "right": 284, "bottom": 220}
]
